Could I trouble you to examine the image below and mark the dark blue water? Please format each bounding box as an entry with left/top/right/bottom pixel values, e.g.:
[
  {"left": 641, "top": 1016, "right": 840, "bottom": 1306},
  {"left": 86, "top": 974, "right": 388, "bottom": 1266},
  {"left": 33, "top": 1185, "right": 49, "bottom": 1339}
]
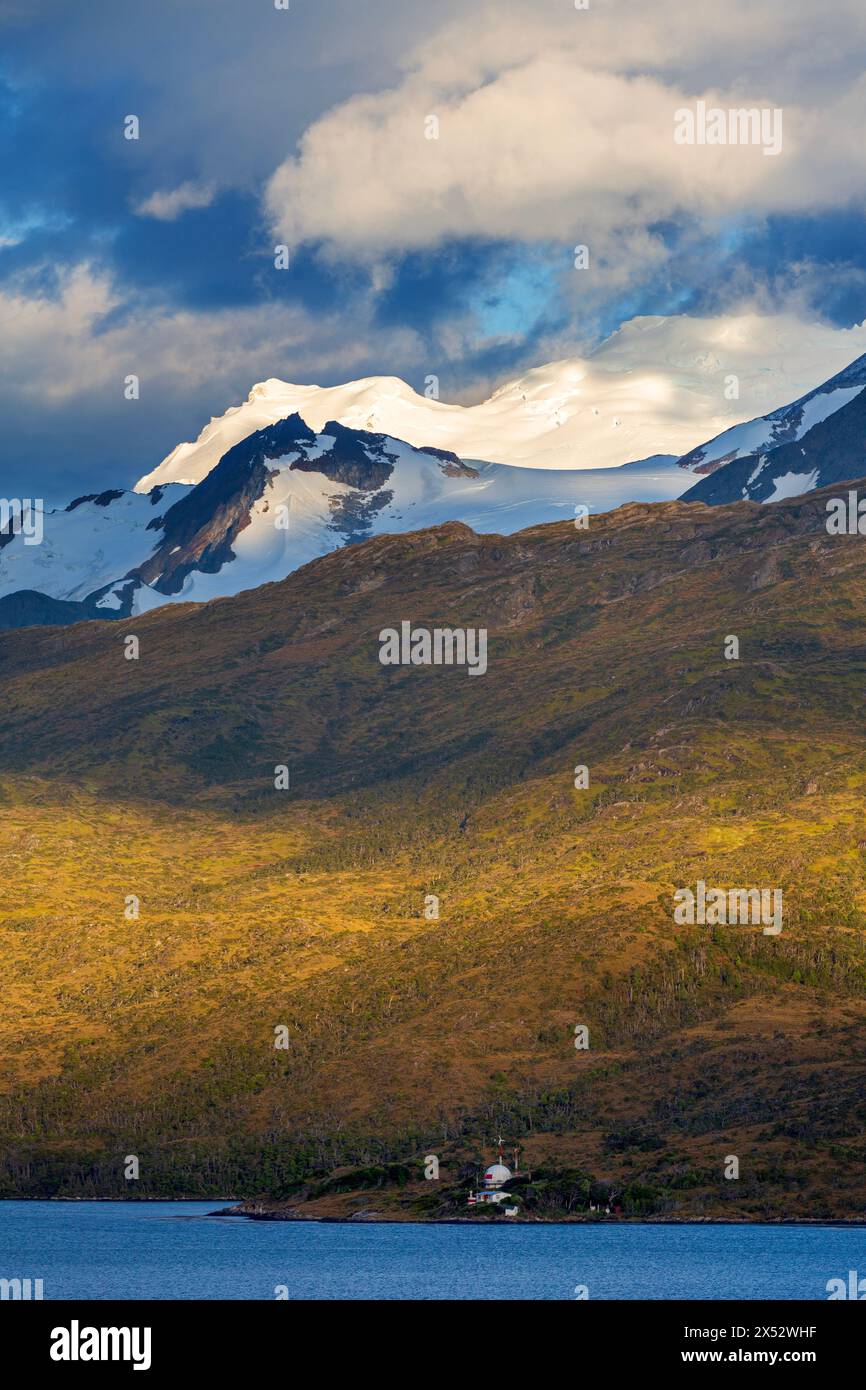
[{"left": 2, "top": 1203, "right": 863, "bottom": 1299}]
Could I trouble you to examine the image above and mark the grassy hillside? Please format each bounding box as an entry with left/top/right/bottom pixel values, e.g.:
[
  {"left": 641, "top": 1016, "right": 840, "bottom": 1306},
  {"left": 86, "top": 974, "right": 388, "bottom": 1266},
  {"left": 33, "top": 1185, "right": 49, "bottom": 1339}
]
[{"left": 2, "top": 489, "right": 866, "bottom": 1218}]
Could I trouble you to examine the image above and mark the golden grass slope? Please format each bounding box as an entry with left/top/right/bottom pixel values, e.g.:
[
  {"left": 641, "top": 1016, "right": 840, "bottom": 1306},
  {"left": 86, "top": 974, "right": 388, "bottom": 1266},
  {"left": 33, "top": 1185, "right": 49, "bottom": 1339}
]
[{"left": 1, "top": 489, "right": 866, "bottom": 1216}]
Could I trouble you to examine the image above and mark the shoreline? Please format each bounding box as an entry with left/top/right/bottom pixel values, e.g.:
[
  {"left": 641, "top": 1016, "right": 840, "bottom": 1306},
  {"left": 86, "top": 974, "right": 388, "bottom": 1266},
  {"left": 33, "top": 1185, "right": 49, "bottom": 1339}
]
[
  {"left": 215, "top": 1206, "right": 866, "bottom": 1228},
  {"left": 3, "top": 1198, "right": 865, "bottom": 1228}
]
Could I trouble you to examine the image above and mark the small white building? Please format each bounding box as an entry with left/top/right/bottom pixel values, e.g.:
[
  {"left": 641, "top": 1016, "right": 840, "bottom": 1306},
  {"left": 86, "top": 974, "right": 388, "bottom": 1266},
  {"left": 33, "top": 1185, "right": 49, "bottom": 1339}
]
[{"left": 468, "top": 1148, "right": 519, "bottom": 1210}]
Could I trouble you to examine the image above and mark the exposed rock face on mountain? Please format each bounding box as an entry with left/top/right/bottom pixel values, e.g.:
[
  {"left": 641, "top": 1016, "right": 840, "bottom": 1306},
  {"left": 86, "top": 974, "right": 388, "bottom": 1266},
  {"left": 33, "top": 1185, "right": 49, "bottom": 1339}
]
[
  {"left": 133, "top": 414, "right": 318, "bottom": 595},
  {"left": 679, "top": 353, "right": 866, "bottom": 505}
]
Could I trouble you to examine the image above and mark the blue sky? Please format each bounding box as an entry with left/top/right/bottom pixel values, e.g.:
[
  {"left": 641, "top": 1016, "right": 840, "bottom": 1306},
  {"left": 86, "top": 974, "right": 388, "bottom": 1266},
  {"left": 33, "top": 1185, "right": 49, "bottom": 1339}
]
[{"left": 2, "top": 0, "right": 866, "bottom": 500}]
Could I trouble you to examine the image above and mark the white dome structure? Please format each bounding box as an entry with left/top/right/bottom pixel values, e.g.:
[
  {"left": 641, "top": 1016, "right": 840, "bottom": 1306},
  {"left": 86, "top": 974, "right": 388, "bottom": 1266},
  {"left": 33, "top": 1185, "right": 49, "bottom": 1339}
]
[{"left": 483, "top": 1163, "right": 512, "bottom": 1189}]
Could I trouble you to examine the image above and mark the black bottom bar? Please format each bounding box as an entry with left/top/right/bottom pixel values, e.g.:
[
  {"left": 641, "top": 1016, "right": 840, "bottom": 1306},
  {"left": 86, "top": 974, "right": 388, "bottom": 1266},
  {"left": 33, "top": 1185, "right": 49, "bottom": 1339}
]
[{"left": 7, "top": 1298, "right": 859, "bottom": 1376}]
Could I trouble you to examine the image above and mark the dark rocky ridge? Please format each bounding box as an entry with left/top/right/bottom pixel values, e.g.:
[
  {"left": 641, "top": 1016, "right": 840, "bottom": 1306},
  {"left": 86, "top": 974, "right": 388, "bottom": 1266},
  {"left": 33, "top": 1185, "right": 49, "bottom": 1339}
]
[
  {"left": 131, "top": 414, "right": 478, "bottom": 596},
  {"left": 683, "top": 383, "right": 866, "bottom": 506}
]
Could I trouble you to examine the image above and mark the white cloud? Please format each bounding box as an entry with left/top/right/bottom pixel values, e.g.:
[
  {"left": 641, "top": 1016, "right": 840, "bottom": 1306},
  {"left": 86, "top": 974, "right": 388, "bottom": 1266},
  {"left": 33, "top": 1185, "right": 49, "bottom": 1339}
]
[
  {"left": 134, "top": 180, "right": 217, "bottom": 221},
  {"left": 0, "top": 262, "right": 424, "bottom": 405},
  {"left": 265, "top": 0, "right": 866, "bottom": 258}
]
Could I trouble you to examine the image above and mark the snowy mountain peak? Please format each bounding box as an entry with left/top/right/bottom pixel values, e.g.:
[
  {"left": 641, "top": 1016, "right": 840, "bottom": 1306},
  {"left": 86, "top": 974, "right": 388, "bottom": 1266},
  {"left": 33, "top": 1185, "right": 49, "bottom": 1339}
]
[
  {"left": 135, "top": 313, "right": 866, "bottom": 494},
  {"left": 680, "top": 351, "right": 866, "bottom": 506},
  {"left": 678, "top": 350, "right": 866, "bottom": 478},
  {"left": 5, "top": 416, "right": 680, "bottom": 628}
]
